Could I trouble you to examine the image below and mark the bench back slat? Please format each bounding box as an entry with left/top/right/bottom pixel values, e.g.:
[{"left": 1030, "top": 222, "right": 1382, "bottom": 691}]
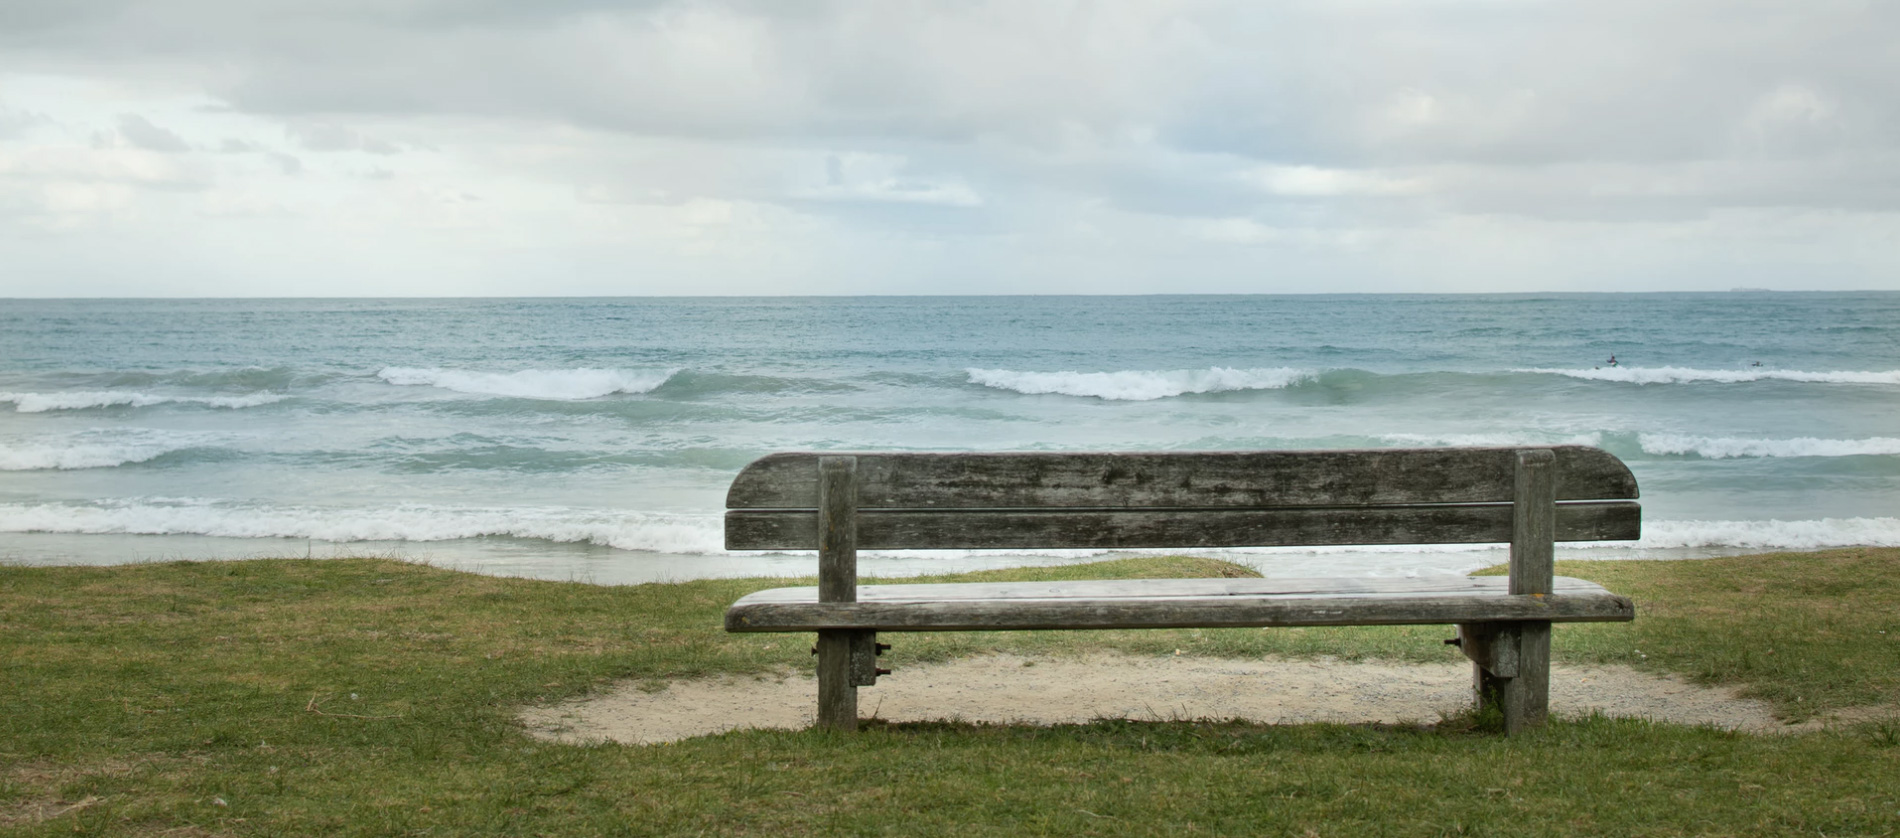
[
  {"left": 726, "top": 500, "right": 1640, "bottom": 551},
  {"left": 726, "top": 447, "right": 1637, "bottom": 511}
]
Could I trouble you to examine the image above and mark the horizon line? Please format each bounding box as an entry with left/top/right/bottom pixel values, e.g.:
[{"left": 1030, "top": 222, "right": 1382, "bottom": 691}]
[{"left": 4, "top": 289, "right": 1890, "bottom": 302}]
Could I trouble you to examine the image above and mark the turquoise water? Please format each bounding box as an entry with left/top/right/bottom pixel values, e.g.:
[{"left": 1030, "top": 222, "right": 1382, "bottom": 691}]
[{"left": 3, "top": 293, "right": 1897, "bottom": 582}]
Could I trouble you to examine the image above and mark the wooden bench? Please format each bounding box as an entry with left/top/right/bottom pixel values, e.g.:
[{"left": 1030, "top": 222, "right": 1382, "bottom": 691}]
[{"left": 724, "top": 446, "right": 1639, "bottom": 734}]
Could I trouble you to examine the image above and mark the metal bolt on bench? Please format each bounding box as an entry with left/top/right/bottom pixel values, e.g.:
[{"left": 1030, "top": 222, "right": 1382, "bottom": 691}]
[{"left": 723, "top": 447, "right": 1639, "bottom": 734}]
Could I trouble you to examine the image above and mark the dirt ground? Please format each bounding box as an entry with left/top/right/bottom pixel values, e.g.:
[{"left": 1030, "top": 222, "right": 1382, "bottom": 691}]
[{"left": 519, "top": 652, "right": 1860, "bottom": 745}]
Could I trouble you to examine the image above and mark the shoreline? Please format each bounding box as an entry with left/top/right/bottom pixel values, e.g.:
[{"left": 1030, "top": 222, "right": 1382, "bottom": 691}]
[{"left": 0, "top": 530, "right": 1827, "bottom": 585}]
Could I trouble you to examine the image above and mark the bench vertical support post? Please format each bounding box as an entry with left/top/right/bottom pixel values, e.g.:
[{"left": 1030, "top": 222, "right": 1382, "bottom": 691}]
[
  {"left": 815, "top": 456, "right": 861, "bottom": 732},
  {"left": 1478, "top": 448, "right": 1556, "bottom": 733}
]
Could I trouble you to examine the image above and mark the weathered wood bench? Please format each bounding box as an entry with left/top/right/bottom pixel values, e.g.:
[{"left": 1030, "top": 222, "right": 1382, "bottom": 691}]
[{"left": 724, "top": 447, "right": 1639, "bottom": 734}]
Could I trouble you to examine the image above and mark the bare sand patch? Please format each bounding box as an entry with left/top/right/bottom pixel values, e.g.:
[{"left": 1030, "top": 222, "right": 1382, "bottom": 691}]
[{"left": 519, "top": 652, "right": 1853, "bottom": 745}]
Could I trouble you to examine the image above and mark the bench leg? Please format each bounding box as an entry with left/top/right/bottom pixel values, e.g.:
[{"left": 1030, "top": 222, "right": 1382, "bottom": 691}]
[
  {"left": 816, "top": 630, "right": 858, "bottom": 731},
  {"left": 1505, "top": 621, "right": 1551, "bottom": 734},
  {"left": 1465, "top": 621, "right": 1550, "bottom": 734}
]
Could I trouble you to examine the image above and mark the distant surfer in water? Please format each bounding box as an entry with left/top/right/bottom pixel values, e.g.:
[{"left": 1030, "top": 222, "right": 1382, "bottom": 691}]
[
  {"left": 1606, "top": 354, "right": 1618, "bottom": 367},
  {"left": 1751, "top": 361, "right": 1763, "bottom": 367}
]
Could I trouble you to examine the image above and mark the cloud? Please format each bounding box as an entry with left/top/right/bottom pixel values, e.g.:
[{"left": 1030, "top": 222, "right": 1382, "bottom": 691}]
[
  {"left": 117, "top": 114, "right": 190, "bottom": 152},
  {"left": 0, "top": 146, "right": 208, "bottom": 191},
  {"left": 791, "top": 153, "right": 982, "bottom": 207},
  {"left": 0, "top": 104, "right": 47, "bottom": 139},
  {"left": 0, "top": 0, "right": 1897, "bottom": 294},
  {"left": 1242, "top": 165, "right": 1426, "bottom": 198},
  {"left": 285, "top": 121, "right": 400, "bottom": 154},
  {"left": 12, "top": 4, "right": 1900, "bottom": 175}
]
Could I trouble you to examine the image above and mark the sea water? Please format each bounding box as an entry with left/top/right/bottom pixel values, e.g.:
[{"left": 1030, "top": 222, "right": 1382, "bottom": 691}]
[{"left": 3, "top": 293, "right": 1897, "bottom": 583}]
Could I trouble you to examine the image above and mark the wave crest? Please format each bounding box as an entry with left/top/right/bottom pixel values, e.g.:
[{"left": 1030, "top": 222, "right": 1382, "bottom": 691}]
[
  {"left": 0, "top": 499, "right": 725, "bottom": 554},
  {"left": 1219, "top": 518, "right": 1900, "bottom": 552},
  {"left": 1515, "top": 366, "right": 1900, "bottom": 385},
  {"left": 1640, "top": 434, "right": 1900, "bottom": 459},
  {"left": 0, "top": 430, "right": 222, "bottom": 471},
  {"left": 0, "top": 391, "right": 286, "bottom": 413},
  {"left": 5, "top": 500, "right": 1896, "bottom": 557},
  {"left": 1636, "top": 518, "right": 1900, "bottom": 549},
  {"left": 967, "top": 367, "right": 1312, "bottom": 401},
  {"left": 376, "top": 367, "right": 677, "bottom": 400}
]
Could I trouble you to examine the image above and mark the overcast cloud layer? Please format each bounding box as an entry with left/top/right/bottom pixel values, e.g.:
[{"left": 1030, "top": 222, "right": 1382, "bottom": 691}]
[{"left": 2, "top": 0, "right": 1897, "bottom": 295}]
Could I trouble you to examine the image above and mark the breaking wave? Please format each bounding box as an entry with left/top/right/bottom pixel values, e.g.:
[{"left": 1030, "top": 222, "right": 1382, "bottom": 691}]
[
  {"left": 0, "top": 391, "right": 286, "bottom": 413},
  {"left": 376, "top": 367, "right": 678, "bottom": 400},
  {"left": 1211, "top": 518, "right": 1900, "bottom": 553},
  {"left": 0, "top": 499, "right": 725, "bottom": 555},
  {"left": 1184, "top": 518, "right": 1900, "bottom": 554},
  {"left": 0, "top": 430, "right": 223, "bottom": 471},
  {"left": 1639, "top": 434, "right": 1900, "bottom": 459},
  {"left": 87, "top": 367, "right": 307, "bottom": 391},
  {"left": 1634, "top": 517, "right": 1900, "bottom": 549},
  {"left": 1515, "top": 367, "right": 1900, "bottom": 386},
  {"left": 4, "top": 500, "right": 1896, "bottom": 562},
  {"left": 967, "top": 367, "right": 1313, "bottom": 401}
]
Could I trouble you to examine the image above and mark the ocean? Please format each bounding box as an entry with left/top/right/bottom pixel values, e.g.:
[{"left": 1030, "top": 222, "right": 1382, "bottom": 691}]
[{"left": 3, "top": 293, "right": 1897, "bottom": 583}]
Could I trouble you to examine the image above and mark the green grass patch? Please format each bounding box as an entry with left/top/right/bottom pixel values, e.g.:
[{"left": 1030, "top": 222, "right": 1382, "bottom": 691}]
[
  {"left": 1541, "top": 548, "right": 1900, "bottom": 720},
  {"left": 2, "top": 549, "right": 1898, "bottom": 836}
]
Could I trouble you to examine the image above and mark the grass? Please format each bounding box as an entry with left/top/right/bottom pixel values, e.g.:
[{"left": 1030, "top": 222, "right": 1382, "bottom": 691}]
[{"left": 2, "top": 548, "right": 1898, "bottom": 836}]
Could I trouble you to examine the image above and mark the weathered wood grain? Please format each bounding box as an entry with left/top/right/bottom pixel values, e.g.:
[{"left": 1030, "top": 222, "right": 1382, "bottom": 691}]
[
  {"left": 1504, "top": 623, "right": 1552, "bottom": 733},
  {"left": 814, "top": 629, "right": 856, "bottom": 731},
  {"left": 1457, "top": 622, "right": 1519, "bottom": 678},
  {"left": 817, "top": 456, "right": 857, "bottom": 603},
  {"left": 848, "top": 631, "right": 881, "bottom": 687},
  {"left": 1471, "top": 622, "right": 1519, "bottom": 721},
  {"left": 726, "top": 447, "right": 1637, "bottom": 510},
  {"left": 815, "top": 457, "right": 859, "bottom": 729},
  {"left": 1497, "top": 451, "right": 1557, "bottom": 731},
  {"left": 721, "top": 446, "right": 1642, "bottom": 737},
  {"left": 725, "top": 500, "right": 1640, "bottom": 551},
  {"left": 726, "top": 590, "right": 1634, "bottom": 632},
  {"left": 1510, "top": 450, "right": 1556, "bottom": 597},
  {"left": 734, "top": 575, "right": 1621, "bottom": 605}
]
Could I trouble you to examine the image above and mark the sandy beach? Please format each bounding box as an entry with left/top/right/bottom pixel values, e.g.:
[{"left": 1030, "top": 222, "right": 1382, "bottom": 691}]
[{"left": 519, "top": 652, "right": 1879, "bottom": 745}]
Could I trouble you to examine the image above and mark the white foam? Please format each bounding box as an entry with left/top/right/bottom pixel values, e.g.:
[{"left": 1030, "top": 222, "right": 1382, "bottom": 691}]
[
  {"left": 13, "top": 495, "right": 1892, "bottom": 562},
  {"left": 0, "top": 430, "right": 221, "bottom": 471},
  {"left": 1123, "top": 519, "right": 1900, "bottom": 555},
  {"left": 0, "top": 499, "right": 726, "bottom": 554},
  {"left": 1633, "top": 518, "right": 1900, "bottom": 549},
  {"left": 1515, "top": 366, "right": 1900, "bottom": 386},
  {"left": 966, "top": 367, "right": 1312, "bottom": 401},
  {"left": 1203, "top": 518, "right": 1900, "bottom": 552},
  {"left": 1640, "top": 434, "right": 1900, "bottom": 459},
  {"left": 376, "top": 367, "right": 678, "bottom": 400},
  {"left": 0, "top": 391, "right": 286, "bottom": 413}
]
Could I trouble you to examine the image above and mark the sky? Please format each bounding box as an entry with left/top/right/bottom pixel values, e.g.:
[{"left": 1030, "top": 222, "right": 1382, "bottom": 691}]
[{"left": 1, "top": 0, "right": 1897, "bottom": 297}]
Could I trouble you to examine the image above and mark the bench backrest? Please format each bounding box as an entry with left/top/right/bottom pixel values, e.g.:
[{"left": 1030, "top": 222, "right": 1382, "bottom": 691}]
[{"left": 725, "top": 447, "right": 1640, "bottom": 551}]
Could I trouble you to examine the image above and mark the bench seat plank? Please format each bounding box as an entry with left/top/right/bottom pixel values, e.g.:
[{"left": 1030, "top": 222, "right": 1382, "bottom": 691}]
[
  {"left": 735, "top": 575, "right": 1619, "bottom": 603},
  {"left": 726, "top": 575, "right": 1634, "bottom": 632},
  {"left": 726, "top": 501, "right": 1640, "bottom": 550}
]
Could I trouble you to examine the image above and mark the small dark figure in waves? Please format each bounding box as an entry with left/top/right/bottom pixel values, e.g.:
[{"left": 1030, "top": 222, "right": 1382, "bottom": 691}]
[
  {"left": 1606, "top": 354, "right": 1618, "bottom": 367},
  {"left": 1751, "top": 361, "right": 1763, "bottom": 367}
]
